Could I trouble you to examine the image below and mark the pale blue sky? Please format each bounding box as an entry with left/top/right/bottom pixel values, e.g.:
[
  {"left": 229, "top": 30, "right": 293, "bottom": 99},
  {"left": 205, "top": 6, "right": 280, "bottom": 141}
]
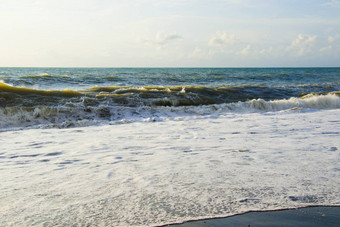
[{"left": 0, "top": 0, "right": 339, "bottom": 67}]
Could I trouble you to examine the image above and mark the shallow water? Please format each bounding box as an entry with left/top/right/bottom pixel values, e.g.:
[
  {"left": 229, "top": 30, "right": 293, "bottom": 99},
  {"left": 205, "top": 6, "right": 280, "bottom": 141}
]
[{"left": 175, "top": 206, "right": 340, "bottom": 227}]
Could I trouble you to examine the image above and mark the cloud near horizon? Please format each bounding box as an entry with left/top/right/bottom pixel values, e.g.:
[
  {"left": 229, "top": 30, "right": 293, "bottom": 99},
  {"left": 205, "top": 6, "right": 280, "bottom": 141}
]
[
  {"left": 139, "top": 32, "right": 183, "bottom": 47},
  {"left": 287, "top": 34, "right": 317, "bottom": 56},
  {"left": 208, "top": 32, "right": 237, "bottom": 47}
]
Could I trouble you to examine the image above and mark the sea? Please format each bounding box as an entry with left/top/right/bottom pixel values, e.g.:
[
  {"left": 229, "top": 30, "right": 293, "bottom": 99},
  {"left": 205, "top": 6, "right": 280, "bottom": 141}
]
[{"left": 1, "top": 67, "right": 339, "bottom": 226}]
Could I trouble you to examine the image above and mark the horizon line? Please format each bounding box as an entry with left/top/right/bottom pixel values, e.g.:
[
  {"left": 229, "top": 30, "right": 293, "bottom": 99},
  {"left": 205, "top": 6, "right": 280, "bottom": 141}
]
[{"left": 1, "top": 66, "right": 340, "bottom": 69}]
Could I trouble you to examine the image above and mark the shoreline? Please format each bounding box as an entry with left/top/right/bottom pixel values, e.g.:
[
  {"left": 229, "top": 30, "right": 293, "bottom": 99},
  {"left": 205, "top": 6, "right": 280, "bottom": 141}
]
[{"left": 165, "top": 206, "right": 340, "bottom": 226}]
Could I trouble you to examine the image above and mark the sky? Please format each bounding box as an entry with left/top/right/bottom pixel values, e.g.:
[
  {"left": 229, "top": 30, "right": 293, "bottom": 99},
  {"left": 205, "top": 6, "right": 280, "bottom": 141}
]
[{"left": 0, "top": 0, "right": 340, "bottom": 67}]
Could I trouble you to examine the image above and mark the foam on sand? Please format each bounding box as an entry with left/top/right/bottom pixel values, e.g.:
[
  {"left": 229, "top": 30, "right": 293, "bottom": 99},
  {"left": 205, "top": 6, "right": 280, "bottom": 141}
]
[{"left": 0, "top": 108, "right": 339, "bottom": 226}]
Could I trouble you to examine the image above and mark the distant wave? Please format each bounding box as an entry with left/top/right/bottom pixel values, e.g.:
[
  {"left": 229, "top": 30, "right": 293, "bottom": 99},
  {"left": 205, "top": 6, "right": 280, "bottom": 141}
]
[
  {"left": 0, "top": 82, "right": 81, "bottom": 98},
  {"left": 20, "top": 73, "right": 70, "bottom": 78}
]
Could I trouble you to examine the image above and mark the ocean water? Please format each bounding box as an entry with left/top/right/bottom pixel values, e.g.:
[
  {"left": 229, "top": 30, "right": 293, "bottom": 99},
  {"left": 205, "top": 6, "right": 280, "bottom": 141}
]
[
  {"left": 1, "top": 67, "right": 339, "bottom": 129},
  {"left": 1, "top": 68, "right": 340, "bottom": 226}
]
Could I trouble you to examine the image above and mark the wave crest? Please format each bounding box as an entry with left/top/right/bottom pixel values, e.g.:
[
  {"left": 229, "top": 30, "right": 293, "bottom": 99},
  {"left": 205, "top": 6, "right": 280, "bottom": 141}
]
[{"left": 245, "top": 93, "right": 340, "bottom": 111}]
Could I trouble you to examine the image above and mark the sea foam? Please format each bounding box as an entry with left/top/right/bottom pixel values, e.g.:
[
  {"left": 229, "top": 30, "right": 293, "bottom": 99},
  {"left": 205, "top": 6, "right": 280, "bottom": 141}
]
[{"left": 0, "top": 109, "right": 339, "bottom": 226}]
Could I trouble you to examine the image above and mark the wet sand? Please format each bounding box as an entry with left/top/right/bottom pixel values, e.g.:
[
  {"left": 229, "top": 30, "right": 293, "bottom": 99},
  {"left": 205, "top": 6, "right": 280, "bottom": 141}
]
[{"left": 169, "top": 206, "right": 340, "bottom": 227}]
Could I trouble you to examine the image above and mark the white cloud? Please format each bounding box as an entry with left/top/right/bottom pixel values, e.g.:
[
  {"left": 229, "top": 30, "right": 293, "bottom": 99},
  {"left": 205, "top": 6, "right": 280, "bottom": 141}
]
[
  {"left": 154, "top": 32, "right": 182, "bottom": 45},
  {"left": 322, "top": 0, "right": 340, "bottom": 7},
  {"left": 287, "top": 34, "right": 317, "bottom": 56},
  {"left": 188, "top": 47, "right": 212, "bottom": 59},
  {"left": 320, "top": 34, "right": 340, "bottom": 53},
  {"left": 320, "top": 45, "right": 332, "bottom": 52},
  {"left": 260, "top": 47, "right": 273, "bottom": 55},
  {"left": 209, "top": 32, "right": 236, "bottom": 46},
  {"left": 237, "top": 45, "right": 252, "bottom": 56},
  {"left": 328, "top": 34, "right": 340, "bottom": 43},
  {"left": 139, "top": 32, "right": 182, "bottom": 47}
]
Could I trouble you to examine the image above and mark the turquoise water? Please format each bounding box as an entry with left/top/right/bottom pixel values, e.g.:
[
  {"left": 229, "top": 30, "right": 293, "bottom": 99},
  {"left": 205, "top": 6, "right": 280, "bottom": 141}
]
[{"left": 1, "top": 67, "right": 340, "bottom": 89}]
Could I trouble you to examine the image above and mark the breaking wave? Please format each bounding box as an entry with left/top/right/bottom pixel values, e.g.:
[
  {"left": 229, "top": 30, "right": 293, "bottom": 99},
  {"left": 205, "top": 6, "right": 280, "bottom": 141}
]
[
  {"left": 1, "top": 82, "right": 339, "bottom": 107},
  {"left": 1, "top": 82, "right": 339, "bottom": 130}
]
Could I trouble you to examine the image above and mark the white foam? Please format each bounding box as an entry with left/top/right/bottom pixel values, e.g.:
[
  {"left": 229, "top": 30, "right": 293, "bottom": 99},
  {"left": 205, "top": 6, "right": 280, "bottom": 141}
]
[{"left": 0, "top": 109, "right": 339, "bottom": 226}]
